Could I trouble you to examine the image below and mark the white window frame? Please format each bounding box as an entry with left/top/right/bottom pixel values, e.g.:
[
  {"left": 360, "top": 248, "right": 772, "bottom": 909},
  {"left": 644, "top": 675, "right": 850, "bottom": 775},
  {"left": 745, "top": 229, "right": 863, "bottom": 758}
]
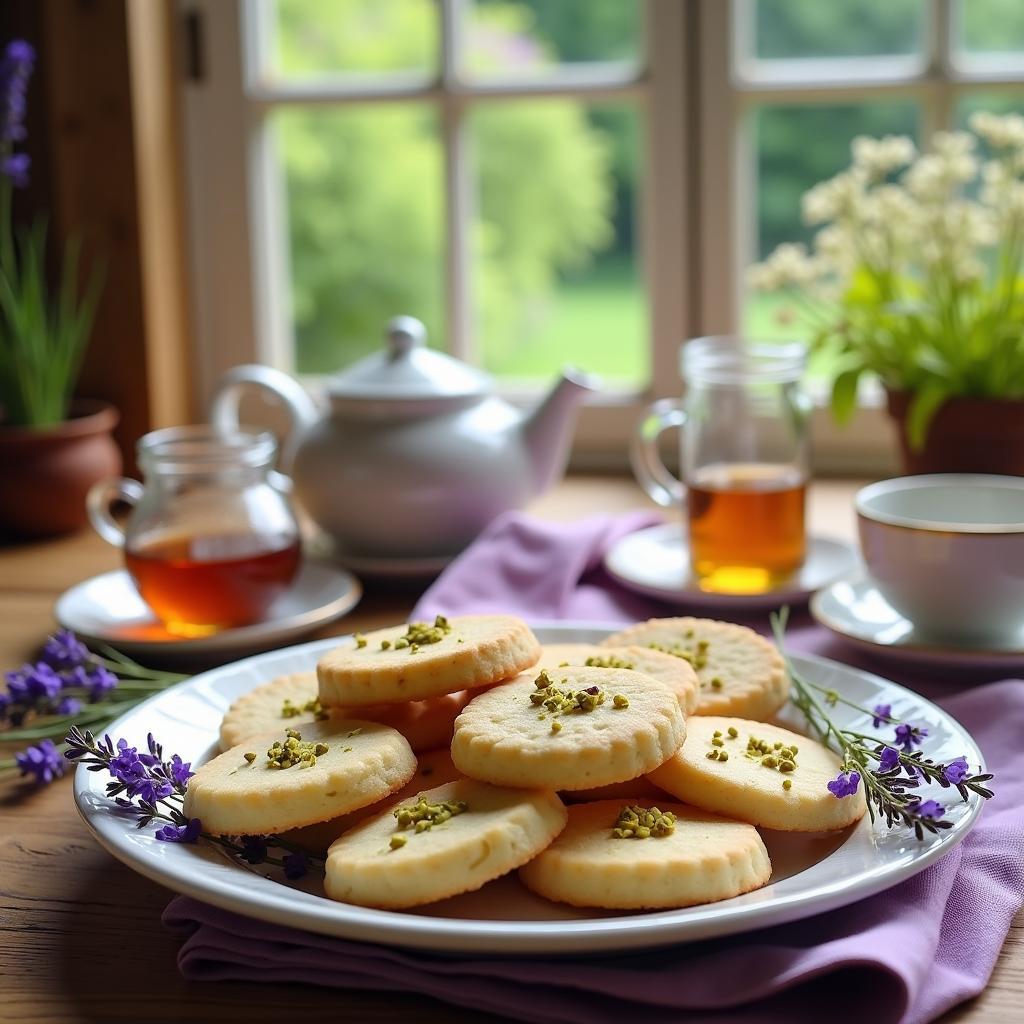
[{"left": 178, "top": 0, "right": 1024, "bottom": 475}]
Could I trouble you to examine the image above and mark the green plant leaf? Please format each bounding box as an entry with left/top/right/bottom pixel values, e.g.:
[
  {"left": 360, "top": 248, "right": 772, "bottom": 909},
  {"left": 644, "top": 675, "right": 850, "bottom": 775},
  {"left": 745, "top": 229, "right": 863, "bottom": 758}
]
[
  {"left": 829, "top": 367, "right": 862, "bottom": 424},
  {"left": 906, "top": 381, "right": 950, "bottom": 452}
]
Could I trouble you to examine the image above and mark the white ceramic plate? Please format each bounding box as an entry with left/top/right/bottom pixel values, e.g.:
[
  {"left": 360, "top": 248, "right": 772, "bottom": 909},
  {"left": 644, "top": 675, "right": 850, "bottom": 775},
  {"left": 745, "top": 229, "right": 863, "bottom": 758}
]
[
  {"left": 811, "top": 574, "right": 1024, "bottom": 671},
  {"left": 55, "top": 563, "right": 362, "bottom": 659},
  {"left": 73, "top": 623, "right": 985, "bottom": 955},
  {"left": 604, "top": 523, "right": 858, "bottom": 609}
]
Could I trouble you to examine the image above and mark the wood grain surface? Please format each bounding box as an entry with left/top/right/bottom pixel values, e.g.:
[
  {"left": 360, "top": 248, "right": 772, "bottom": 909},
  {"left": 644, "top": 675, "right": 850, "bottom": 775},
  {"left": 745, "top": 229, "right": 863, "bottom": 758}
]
[{"left": 0, "top": 476, "right": 1018, "bottom": 1023}]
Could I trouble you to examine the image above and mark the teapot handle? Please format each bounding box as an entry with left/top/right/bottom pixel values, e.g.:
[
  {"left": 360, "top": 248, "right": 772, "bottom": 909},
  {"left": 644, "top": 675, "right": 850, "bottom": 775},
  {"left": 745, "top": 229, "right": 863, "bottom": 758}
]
[{"left": 209, "top": 365, "right": 320, "bottom": 474}]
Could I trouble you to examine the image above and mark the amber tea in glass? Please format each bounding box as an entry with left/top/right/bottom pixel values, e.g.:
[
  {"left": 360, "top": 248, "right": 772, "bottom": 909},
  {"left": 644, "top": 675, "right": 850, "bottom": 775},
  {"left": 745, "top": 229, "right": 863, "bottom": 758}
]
[
  {"left": 89, "top": 426, "right": 302, "bottom": 636},
  {"left": 632, "top": 337, "right": 810, "bottom": 595}
]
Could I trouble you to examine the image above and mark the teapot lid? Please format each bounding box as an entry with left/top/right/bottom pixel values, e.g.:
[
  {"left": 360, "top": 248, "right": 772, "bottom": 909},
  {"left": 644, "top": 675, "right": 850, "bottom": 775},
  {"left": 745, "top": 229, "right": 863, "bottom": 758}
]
[{"left": 326, "top": 317, "right": 490, "bottom": 404}]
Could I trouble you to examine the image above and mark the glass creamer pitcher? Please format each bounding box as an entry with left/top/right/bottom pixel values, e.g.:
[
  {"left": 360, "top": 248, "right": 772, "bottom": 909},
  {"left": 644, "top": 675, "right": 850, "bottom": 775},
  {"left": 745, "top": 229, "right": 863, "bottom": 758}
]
[
  {"left": 87, "top": 426, "right": 301, "bottom": 636},
  {"left": 632, "top": 337, "right": 811, "bottom": 594}
]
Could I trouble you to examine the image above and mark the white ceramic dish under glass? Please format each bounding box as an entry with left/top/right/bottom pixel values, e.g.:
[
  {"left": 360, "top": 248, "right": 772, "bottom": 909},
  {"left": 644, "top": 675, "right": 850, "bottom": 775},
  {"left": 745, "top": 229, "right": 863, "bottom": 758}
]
[
  {"left": 811, "top": 574, "right": 1024, "bottom": 671},
  {"left": 55, "top": 563, "right": 361, "bottom": 659},
  {"left": 73, "top": 622, "right": 985, "bottom": 955},
  {"left": 604, "top": 523, "right": 857, "bottom": 609}
]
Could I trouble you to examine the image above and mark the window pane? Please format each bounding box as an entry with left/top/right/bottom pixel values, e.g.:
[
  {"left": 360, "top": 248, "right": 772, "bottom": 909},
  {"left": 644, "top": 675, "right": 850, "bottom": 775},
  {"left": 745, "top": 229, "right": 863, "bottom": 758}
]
[
  {"left": 462, "top": 0, "right": 642, "bottom": 79},
  {"left": 956, "top": 91, "right": 1024, "bottom": 127},
  {"left": 275, "top": 105, "right": 444, "bottom": 374},
  {"left": 956, "top": 0, "right": 1024, "bottom": 58},
  {"left": 471, "top": 101, "right": 647, "bottom": 387},
  {"left": 748, "top": 0, "right": 924, "bottom": 61},
  {"left": 743, "top": 102, "right": 920, "bottom": 381},
  {"left": 267, "top": 0, "right": 437, "bottom": 80}
]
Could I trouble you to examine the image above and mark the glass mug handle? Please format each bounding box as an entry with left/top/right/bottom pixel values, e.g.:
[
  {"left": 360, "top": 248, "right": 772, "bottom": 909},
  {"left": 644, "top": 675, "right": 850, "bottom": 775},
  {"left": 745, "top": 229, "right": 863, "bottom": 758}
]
[
  {"left": 630, "top": 398, "right": 687, "bottom": 508},
  {"left": 86, "top": 478, "right": 144, "bottom": 549}
]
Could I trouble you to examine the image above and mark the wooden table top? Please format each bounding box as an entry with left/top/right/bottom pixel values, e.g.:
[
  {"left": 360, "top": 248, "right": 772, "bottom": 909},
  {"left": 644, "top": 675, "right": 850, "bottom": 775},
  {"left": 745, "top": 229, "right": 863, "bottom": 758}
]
[{"left": 0, "top": 475, "right": 1018, "bottom": 1023}]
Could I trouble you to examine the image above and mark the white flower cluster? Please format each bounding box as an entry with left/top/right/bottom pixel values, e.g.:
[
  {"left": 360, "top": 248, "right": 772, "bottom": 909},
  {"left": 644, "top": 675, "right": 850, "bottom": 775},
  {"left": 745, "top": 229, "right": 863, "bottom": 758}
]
[{"left": 748, "top": 114, "right": 1024, "bottom": 297}]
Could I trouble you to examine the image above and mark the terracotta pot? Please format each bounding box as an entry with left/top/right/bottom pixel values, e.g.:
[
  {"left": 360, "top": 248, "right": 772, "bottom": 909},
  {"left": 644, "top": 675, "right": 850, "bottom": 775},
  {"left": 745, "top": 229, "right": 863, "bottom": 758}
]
[
  {"left": 0, "top": 400, "right": 122, "bottom": 538},
  {"left": 885, "top": 389, "right": 1024, "bottom": 477}
]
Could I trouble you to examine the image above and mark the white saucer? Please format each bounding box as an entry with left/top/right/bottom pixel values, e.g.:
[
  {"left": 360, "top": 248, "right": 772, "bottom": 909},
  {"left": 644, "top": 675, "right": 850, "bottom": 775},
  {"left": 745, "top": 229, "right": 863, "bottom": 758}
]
[
  {"left": 811, "top": 574, "right": 1024, "bottom": 671},
  {"left": 604, "top": 523, "right": 857, "bottom": 609},
  {"left": 54, "top": 562, "right": 362, "bottom": 659}
]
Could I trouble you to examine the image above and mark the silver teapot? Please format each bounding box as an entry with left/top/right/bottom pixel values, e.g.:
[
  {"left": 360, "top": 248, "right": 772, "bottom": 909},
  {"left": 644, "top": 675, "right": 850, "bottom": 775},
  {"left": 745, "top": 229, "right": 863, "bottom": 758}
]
[{"left": 210, "top": 317, "right": 596, "bottom": 569}]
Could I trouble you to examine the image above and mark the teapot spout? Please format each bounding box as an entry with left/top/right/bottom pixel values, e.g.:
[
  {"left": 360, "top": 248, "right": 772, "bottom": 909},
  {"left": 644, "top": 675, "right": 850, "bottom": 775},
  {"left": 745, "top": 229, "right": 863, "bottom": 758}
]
[{"left": 520, "top": 368, "right": 600, "bottom": 497}]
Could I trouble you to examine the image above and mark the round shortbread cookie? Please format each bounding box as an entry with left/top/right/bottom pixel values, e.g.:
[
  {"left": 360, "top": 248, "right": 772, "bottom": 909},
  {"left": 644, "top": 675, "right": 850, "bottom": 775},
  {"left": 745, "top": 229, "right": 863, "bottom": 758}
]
[
  {"left": 283, "top": 747, "right": 462, "bottom": 855},
  {"left": 603, "top": 617, "right": 788, "bottom": 720},
  {"left": 324, "top": 779, "right": 567, "bottom": 908},
  {"left": 519, "top": 799, "right": 772, "bottom": 909},
  {"left": 538, "top": 643, "right": 700, "bottom": 714},
  {"left": 649, "top": 716, "right": 868, "bottom": 832},
  {"left": 562, "top": 775, "right": 670, "bottom": 804},
  {"left": 451, "top": 666, "right": 686, "bottom": 791},
  {"left": 317, "top": 615, "right": 540, "bottom": 707},
  {"left": 184, "top": 719, "right": 417, "bottom": 835},
  {"left": 219, "top": 672, "right": 477, "bottom": 754},
  {"left": 219, "top": 671, "right": 326, "bottom": 751}
]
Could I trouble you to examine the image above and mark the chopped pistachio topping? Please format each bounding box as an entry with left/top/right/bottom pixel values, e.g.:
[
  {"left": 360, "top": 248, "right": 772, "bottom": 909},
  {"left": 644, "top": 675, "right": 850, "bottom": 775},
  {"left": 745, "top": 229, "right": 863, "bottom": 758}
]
[
  {"left": 783, "top": 779, "right": 793, "bottom": 791},
  {"left": 389, "top": 834, "right": 408, "bottom": 850},
  {"left": 710, "top": 676, "right": 723, "bottom": 690},
  {"left": 584, "top": 654, "right": 635, "bottom": 670},
  {"left": 612, "top": 804, "right": 677, "bottom": 839},
  {"left": 744, "top": 734, "right": 800, "bottom": 774},
  {"left": 386, "top": 615, "right": 453, "bottom": 653},
  {"left": 612, "top": 693, "right": 630, "bottom": 709},
  {"left": 530, "top": 669, "right": 606, "bottom": 715},
  {"left": 647, "top": 638, "right": 710, "bottom": 671},
  {"left": 727, "top": 726, "right": 739, "bottom": 738},
  {"left": 551, "top": 720, "right": 562, "bottom": 734},
  {"left": 354, "top": 633, "right": 368, "bottom": 649},
  {"left": 265, "top": 728, "right": 330, "bottom": 770},
  {"left": 243, "top": 751, "right": 256, "bottom": 765},
  {"left": 393, "top": 795, "right": 468, "bottom": 832},
  {"left": 281, "top": 696, "right": 329, "bottom": 722}
]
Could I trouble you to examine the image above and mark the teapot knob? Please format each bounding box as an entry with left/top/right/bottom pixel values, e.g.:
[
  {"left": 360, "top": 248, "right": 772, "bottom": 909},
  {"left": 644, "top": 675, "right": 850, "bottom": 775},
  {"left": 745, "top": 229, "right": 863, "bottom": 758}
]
[{"left": 386, "top": 316, "right": 427, "bottom": 360}]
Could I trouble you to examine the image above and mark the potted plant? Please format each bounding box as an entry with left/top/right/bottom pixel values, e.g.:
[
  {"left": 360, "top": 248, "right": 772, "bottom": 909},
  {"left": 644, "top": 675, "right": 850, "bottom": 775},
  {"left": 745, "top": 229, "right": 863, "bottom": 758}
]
[
  {"left": 749, "top": 115, "right": 1024, "bottom": 476},
  {"left": 0, "top": 39, "right": 116, "bottom": 537}
]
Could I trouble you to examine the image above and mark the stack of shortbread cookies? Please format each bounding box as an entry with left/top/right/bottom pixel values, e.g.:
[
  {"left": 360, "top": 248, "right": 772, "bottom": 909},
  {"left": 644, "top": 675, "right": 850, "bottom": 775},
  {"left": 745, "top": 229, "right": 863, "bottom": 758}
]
[{"left": 184, "top": 614, "right": 866, "bottom": 911}]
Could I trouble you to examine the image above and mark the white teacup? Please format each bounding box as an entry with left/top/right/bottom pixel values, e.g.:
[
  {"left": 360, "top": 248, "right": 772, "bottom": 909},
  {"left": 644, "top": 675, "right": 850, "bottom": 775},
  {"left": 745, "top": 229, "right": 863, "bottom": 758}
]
[{"left": 856, "top": 474, "right": 1024, "bottom": 644}]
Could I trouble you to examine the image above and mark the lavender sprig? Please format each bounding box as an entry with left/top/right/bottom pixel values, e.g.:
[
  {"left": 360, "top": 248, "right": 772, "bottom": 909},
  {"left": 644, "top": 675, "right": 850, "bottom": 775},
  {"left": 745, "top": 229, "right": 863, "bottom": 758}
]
[
  {"left": 63, "top": 726, "right": 323, "bottom": 879},
  {"left": 772, "top": 609, "right": 993, "bottom": 840},
  {"left": 0, "top": 630, "right": 187, "bottom": 784}
]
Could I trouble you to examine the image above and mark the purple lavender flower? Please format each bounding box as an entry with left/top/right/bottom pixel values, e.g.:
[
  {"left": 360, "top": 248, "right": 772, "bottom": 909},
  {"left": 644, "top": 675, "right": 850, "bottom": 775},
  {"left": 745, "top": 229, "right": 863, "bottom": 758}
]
[
  {"left": 55, "top": 695, "right": 82, "bottom": 716},
  {"left": 0, "top": 690, "right": 10, "bottom": 720},
  {"left": 872, "top": 703, "right": 892, "bottom": 728},
  {"left": 16, "top": 739, "right": 66, "bottom": 784},
  {"left": 67, "top": 664, "right": 118, "bottom": 701},
  {"left": 943, "top": 757, "right": 969, "bottom": 785},
  {"left": 240, "top": 837, "right": 268, "bottom": 864},
  {"left": 0, "top": 39, "right": 35, "bottom": 146},
  {"left": 108, "top": 737, "right": 172, "bottom": 803},
  {"left": 283, "top": 852, "right": 308, "bottom": 880},
  {"left": 42, "top": 629, "right": 89, "bottom": 669},
  {"left": 894, "top": 723, "right": 928, "bottom": 752},
  {"left": 909, "top": 798, "right": 944, "bottom": 820},
  {"left": 169, "top": 754, "right": 193, "bottom": 787},
  {"left": 1, "top": 152, "right": 29, "bottom": 186},
  {"left": 878, "top": 745, "right": 900, "bottom": 772},
  {"left": 827, "top": 770, "right": 861, "bottom": 798},
  {"left": 155, "top": 818, "right": 201, "bottom": 844},
  {"left": 5, "top": 662, "right": 62, "bottom": 703}
]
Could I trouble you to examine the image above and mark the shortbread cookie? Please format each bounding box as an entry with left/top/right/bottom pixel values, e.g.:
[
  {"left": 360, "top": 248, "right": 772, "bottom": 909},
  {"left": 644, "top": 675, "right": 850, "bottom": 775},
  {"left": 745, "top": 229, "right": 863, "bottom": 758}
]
[
  {"left": 283, "top": 747, "right": 462, "bottom": 854},
  {"left": 562, "top": 775, "right": 670, "bottom": 804},
  {"left": 649, "top": 716, "right": 867, "bottom": 832},
  {"left": 184, "top": 720, "right": 416, "bottom": 835},
  {"left": 539, "top": 643, "right": 700, "bottom": 714},
  {"left": 219, "top": 671, "right": 326, "bottom": 751},
  {"left": 318, "top": 615, "right": 540, "bottom": 707},
  {"left": 451, "top": 666, "right": 686, "bottom": 791},
  {"left": 519, "top": 799, "right": 772, "bottom": 909},
  {"left": 324, "top": 779, "right": 567, "bottom": 908},
  {"left": 604, "top": 617, "right": 788, "bottom": 720}
]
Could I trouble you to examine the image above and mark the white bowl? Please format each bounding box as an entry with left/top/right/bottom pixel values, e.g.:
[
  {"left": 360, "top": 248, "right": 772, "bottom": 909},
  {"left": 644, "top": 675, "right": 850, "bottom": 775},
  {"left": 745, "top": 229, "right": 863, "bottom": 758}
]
[{"left": 856, "top": 474, "right": 1024, "bottom": 643}]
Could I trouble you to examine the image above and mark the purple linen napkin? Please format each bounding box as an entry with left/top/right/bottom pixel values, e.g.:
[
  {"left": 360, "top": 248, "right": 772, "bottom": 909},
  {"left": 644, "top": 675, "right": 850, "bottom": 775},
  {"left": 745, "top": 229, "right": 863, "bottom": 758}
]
[{"left": 165, "top": 512, "right": 1024, "bottom": 1024}]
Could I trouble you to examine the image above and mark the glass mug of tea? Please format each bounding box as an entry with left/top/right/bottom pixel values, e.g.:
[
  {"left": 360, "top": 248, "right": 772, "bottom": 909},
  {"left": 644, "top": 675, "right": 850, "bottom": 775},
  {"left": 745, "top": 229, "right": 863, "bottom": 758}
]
[
  {"left": 631, "top": 337, "right": 811, "bottom": 595},
  {"left": 87, "top": 426, "right": 302, "bottom": 637}
]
